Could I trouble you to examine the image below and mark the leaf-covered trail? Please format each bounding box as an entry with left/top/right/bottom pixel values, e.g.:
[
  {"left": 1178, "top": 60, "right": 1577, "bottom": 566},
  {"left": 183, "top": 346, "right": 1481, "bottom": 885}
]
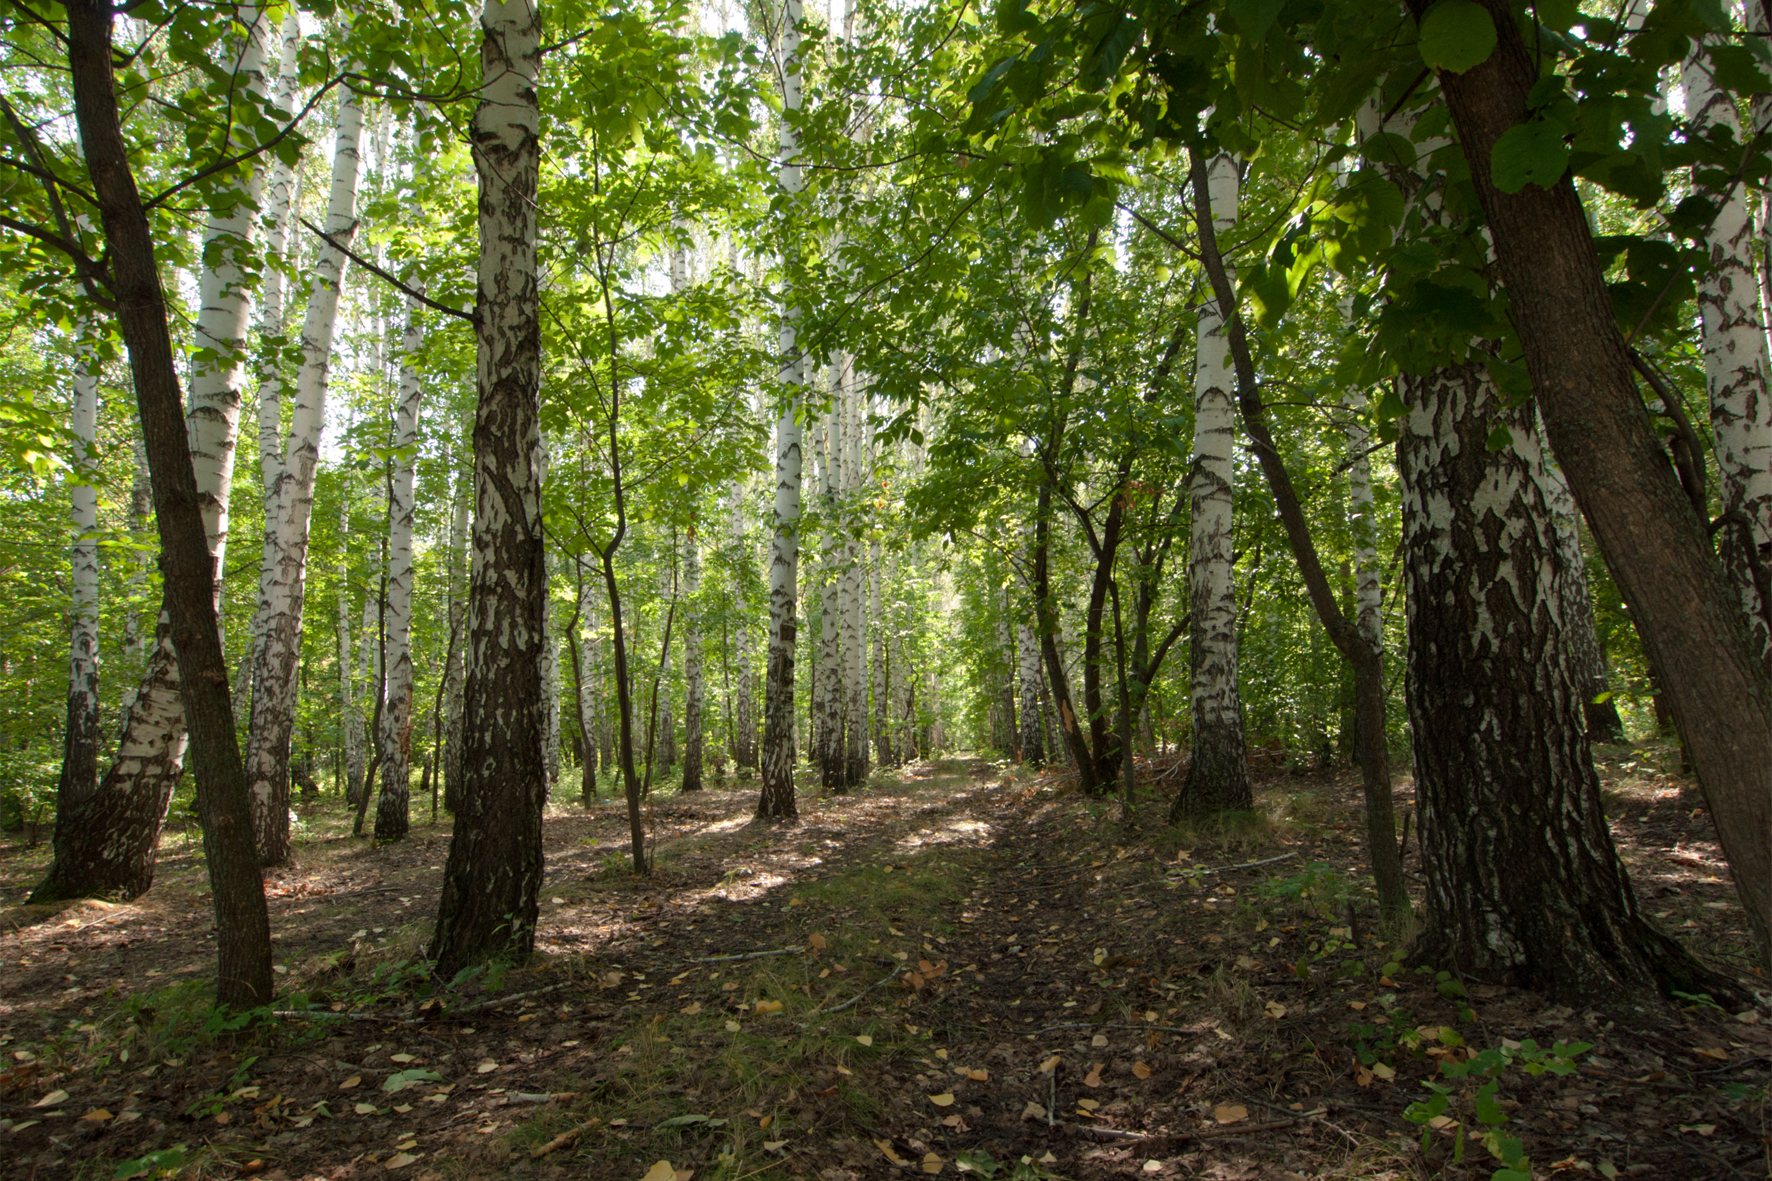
[{"left": 1, "top": 751, "right": 1767, "bottom": 1180}]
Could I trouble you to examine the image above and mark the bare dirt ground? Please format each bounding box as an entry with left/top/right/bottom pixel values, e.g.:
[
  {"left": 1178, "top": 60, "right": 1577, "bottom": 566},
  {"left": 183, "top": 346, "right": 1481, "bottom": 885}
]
[{"left": 1, "top": 746, "right": 1766, "bottom": 1181}]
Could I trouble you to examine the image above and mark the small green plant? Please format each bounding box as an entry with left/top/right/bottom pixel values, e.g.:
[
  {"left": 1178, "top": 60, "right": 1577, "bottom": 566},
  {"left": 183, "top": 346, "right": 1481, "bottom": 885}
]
[
  {"left": 1403, "top": 1037, "right": 1592, "bottom": 1181},
  {"left": 1348, "top": 994, "right": 1415, "bottom": 1069},
  {"left": 1260, "top": 862, "right": 1356, "bottom": 918},
  {"left": 112, "top": 1145, "right": 187, "bottom": 1180}
]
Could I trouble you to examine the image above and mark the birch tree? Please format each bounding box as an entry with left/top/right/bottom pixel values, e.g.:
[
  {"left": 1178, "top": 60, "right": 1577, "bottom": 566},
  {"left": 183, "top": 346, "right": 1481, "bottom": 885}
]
[
  {"left": 431, "top": 0, "right": 547, "bottom": 974},
  {"left": 757, "top": 0, "right": 805, "bottom": 821},
  {"left": 839, "top": 351, "right": 868, "bottom": 785},
  {"left": 682, "top": 527, "right": 705, "bottom": 792},
  {"left": 374, "top": 291, "right": 424, "bottom": 841},
  {"left": 246, "top": 82, "right": 365, "bottom": 864},
  {"left": 1174, "top": 151, "right": 1252, "bottom": 817},
  {"left": 52, "top": 326, "right": 102, "bottom": 825}
]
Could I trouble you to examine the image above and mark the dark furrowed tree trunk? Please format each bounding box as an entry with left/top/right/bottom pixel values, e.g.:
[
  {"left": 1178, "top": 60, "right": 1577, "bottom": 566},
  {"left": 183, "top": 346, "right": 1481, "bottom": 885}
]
[
  {"left": 1400, "top": 365, "right": 1725, "bottom": 1002},
  {"left": 65, "top": 0, "right": 271, "bottom": 1009},
  {"left": 429, "top": 0, "right": 546, "bottom": 978},
  {"left": 1418, "top": 0, "right": 1772, "bottom": 966},
  {"left": 1181, "top": 151, "right": 1407, "bottom": 920}
]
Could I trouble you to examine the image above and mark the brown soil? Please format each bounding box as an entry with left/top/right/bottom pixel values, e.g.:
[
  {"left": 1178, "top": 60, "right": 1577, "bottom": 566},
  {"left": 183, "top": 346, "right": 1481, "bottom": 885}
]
[{"left": 0, "top": 747, "right": 1765, "bottom": 1181}]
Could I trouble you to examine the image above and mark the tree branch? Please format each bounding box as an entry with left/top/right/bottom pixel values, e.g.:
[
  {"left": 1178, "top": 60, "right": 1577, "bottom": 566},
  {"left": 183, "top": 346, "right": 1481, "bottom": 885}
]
[{"left": 299, "top": 217, "right": 477, "bottom": 326}]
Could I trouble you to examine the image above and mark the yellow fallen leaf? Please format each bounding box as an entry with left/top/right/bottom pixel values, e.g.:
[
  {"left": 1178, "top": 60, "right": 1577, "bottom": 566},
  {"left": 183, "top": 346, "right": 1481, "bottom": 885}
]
[
  {"left": 1077, "top": 1099, "right": 1101, "bottom": 1112},
  {"left": 1039, "top": 1054, "right": 1061, "bottom": 1074},
  {"left": 759, "top": 1115, "right": 773, "bottom": 1129},
  {"left": 1083, "top": 1064, "right": 1103, "bottom": 1088},
  {"left": 876, "top": 1138, "right": 910, "bottom": 1166},
  {"left": 965, "top": 1068, "right": 988, "bottom": 1081},
  {"left": 1235, "top": 955, "right": 1258, "bottom": 971},
  {"left": 1370, "top": 1062, "right": 1396, "bottom": 1080},
  {"left": 386, "top": 1152, "right": 420, "bottom": 1170},
  {"left": 928, "top": 1093, "right": 956, "bottom": 1107},
  {"left": 835, "top": 1064, "right": 853, "bottom": 1076},
  {"left": 641, "top": 1162, "right": 679, "bottom": 1181},
  {"left": 1693, "top": 1046, "right": 1728, "bottom": 1061},
  {"left": 941, "top": 1114, "right": 963, "bottom": 1128},
  {"left": 681, "top": 1002, "right": 703, "bottom": 1015},
  {"left": 1264, "top": 1000, "right": 1287, "bottom": 1019},
  {"left": 809, "top": 933, "right": 828, "bottom": 951},
  {"left": 1213, "top": 1104, "right": 1248, "bottom": 1125},
  {"left": 764, "top": 1139, "right": 789, "bottom": 1151},
  {"left": 725, "top": 1021, "right": 741, "bottom": 1032},
  {"left": 1091, "top": 1033, "right": 1108, "bottom": 1047},
  {"left": 33, "top": 1089, "right": 68, "bottom": 1108},
  {"left": 395, "top": 1139, "right": 418, "bottom": 1151},
  {"left": 517, "top": 1013, "right": 539, "bottom": 1023},
  {"left": 1347, "top": 1001, "right": 1367, "bottom": 1011},
  {"left": 354, "top": 1102, "right": 379, "bottom": 1115},
  {"left": 390, "top": 1053, "right": 416, "bottom": 1064},
  {"left": 856, "top": 1035, "right": 873, "bottom": 1047},
  {"left": 1427, "top": 1115, "right": 1455, "bottom": 1130},
  {"left": 1020, "top": 1101, "right": 1047, "bottom": 1121},
  {"left": 921, "top": 1151, "right": 944, "bottom": 1174},
  {"left": 755, "top": 999, "right": 783, "bottom": 1014},
  {"left": 1131, "top": 1061, "right": 1153, "bottom": 1080},
  {"left": 79, "top": 1109, "right": 112, "bottom": 1121},
  {"left": 475, "top": 1060, "right": 498, "bottom": 1074}
]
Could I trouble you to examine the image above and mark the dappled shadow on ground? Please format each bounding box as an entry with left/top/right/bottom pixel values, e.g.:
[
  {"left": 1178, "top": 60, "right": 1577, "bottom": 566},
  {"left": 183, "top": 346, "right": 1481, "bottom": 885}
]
[{"left": 1, "top": 746, "right": 1765, "bottom": 1180}]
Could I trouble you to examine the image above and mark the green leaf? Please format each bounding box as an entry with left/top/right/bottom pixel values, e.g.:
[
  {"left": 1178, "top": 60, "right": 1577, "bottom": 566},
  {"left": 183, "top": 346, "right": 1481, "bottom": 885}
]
[
  {"left": 1534, "top": 0, "right": 1580, "bottom": 31},
  {"left": 1485, "top": 424, "right": 1515, "bottom": 451},
  {"left": 382, "top": 1068, "right": 443, "bottom": 1093},
  {"left": 1419, "top": 0, "right": 1497, "bottom": 74},
  {"left": 1491, "top": 119, "right": 1570, "bottom": 192},
  {"left": 1225, "top": 0, "right": 1286, "bottom": 41}
]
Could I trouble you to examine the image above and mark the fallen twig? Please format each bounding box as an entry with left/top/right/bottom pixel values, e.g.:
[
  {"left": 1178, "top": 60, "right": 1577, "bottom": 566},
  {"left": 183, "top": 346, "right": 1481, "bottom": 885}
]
[
  {"left": 1032, "top": 1021, "right": 1198, "bottom": 1036},
  {"left": 1062, "top": 1117, "right": 1298, "bottom": 1142},
  {"left": 269, "top": 1009, "right": 421, "bottom": 1026},
  {"left": 450, "top": 981, "right": 572, "bottom": 1016},
  {"left": 814, "top": 966, "right": 902, "bottom": 1015},
  {"left": 693, "top": 946, "right": 804, "bottom": 964},
  {"left": 530, "top": 1120, "right": 598, "bottom": 1158},
  {"left": 1210, "top": 851, "right": 1298, "bottom": 873}
]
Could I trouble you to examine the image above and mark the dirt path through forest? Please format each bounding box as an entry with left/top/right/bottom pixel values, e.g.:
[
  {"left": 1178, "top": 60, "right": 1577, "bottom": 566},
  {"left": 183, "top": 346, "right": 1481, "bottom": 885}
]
[{"left": 2, "top": 751, "right": 1767, "bottom": 1180}]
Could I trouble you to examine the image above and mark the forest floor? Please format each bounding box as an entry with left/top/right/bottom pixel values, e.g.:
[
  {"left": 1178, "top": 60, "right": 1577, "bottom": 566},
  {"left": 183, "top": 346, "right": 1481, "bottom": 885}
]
[{"left": 1, "top": 746, "right": 1767, "bottom": 1181}]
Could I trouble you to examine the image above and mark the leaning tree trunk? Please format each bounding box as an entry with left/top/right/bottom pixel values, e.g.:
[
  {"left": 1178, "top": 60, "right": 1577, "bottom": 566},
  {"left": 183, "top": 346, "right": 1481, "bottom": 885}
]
[
  {"left": 1400, "top": 364, "right": 1721, "bottom": 1002},
  {"left": 62, "top": 0, "right": 272, "bottom": 1008},
  {"left": 374, "top": 292, "right": 424, "bottom": 841},
  {"left": 757, "top": 0, "right": 806, "bottom": 822},
  {"left": 1174, "top": 152, "right": 1253, "bottom": 819},
  {"left": 246, "top": 84, "right": 363, "bottom": 864},
  {"left": 32, "top": 8, "right": 272, "bottom": 906},
  {"left": 1420, "top": 0, "right": 1772, "bottom": 964},
  {"left": 54, "top": 325, "right": 103, "bottom": 828},
  {"left": 431, "top": 0, "right": 546, "bottom": 977},
  {"left": 1684, "top": 34, "right": 1772, "bottom": 673},
  {"left": 682, "top": 527, "right": 705, "bottom": 792}
]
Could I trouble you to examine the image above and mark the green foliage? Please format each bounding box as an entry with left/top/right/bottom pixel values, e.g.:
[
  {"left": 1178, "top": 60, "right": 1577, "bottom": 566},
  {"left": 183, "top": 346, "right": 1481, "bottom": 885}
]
[{"left": 1403, "top": 1038, "right": 1591, "bottom": 1180}]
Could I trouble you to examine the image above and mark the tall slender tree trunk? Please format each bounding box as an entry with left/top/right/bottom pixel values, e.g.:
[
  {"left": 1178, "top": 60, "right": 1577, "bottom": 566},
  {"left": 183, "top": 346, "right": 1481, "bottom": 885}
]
[
  {"left": 1175, "top": 152, "right": 1253, "bottom": 818},
  {"left": 1684, "top": 36, "right": 1772, "bottom": 673},
  {"left": 682, "top": 528, "right": 705, "bottom": 792},
  {"left": 757, "top": 0, "right": 805, "bottom": 822},
  {"left": 1421, "top": 0, "right": 1772, "bottom": 963},
  {"left": 61, "top": 0, "right": 272, "bottom": 1007},
  {"left": 870, "top": 537, "right": 890, "bottom": 767},
  {"left": 374, "top": 292, "right": 423, "bottom": 841},
  {"left": 840, "top": 362, "right": 869, "bottom": 785},
  {"left": 1016, "top": 617, "right": 1044, "bottom": 765},
  {"left": 730, "top": 480, "right": 757, "bottom": 772},
  {"left": 1540, "top": 431, "right": 1628, "bottom": 744},
  {"left": 816, "top": 405, "right": 842, "bottom": 789},
  {"left": 568, "top": 556, "right": 598, "bottom": 804},
  {"left": 340, "top": 499, "right": 364, "bottom": 805},
  {"left": 431, "top": 0, "right": 546, "bottom": 976},
  {"left": 32, "top": 8, "right": 272, "bottom": 905},
  {"left": 443, "top": 484, "right": 469, "bottom": 810},
  {"left": 56, "top": 327, "right": 103, "bottom": 822},
  {"left": 246, "top": 85, "right": 363, "bottom": 864},
  {"left": 1400, "top": 364, "right": 1720, "bottom": 1001}
]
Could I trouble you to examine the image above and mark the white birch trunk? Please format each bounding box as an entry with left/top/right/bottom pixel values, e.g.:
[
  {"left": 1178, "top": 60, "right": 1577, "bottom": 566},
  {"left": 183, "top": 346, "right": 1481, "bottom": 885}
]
[
  {"left": 870, "top": 536, "right": 888, "bottom": 765},
  {"left": 839, "top": 354, "right": 868, "bottom": 783},
  {"left": 443, "top": 487, "right": 469, "bottom": 809},
  {"left": 1685, "top": 40, "right": 1772, "bottom": 670},
  {"left": 758, "top": 0, "right": 806, "bottom": 820},
  {"left": 58, "top": 325, "right": 103, "bottom": 812},
  {"left": 730, "top": 478, "right": 757, "bottom": 771},
  {"left": 246, "top": 82, "right": 364, "bottom": 863},
  {"left": 374, "top": 293, "right": 424, "bottom": 840},
  {"left": 1178, "top": 152, "right": 1253, "bottom": 815},
  {"left": 683, "top": 527, "right": 705, "bottom": 791},
  {"left": 816, "top": 402, "right": 842, "bottom": 787}
]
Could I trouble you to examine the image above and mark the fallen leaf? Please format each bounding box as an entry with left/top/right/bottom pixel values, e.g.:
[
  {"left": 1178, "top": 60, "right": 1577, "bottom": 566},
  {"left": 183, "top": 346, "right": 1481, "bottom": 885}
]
[
  {"left": 1370, "top": 1062, "right": 1396, "bottom": 1080},
  {"left": 725, "top": 1021, "right": 741, "bottom": 1032},
  {"left": 1264, "top": 1001, "right": 1287, "bottom": 1019},
  {"left": 1142, "top": 1162, "right": 1163, "bottom": 1175},
  {"left": 1428, "top": 1115, "right": 1455, "bottom": 1130},
  {"left": 1020, "top": 1101, "right": 1047, "bottom": 1121},
  {"left": 354, "top": 1102, "right": 379, "bottom": 1115},
  {"left": 1354, "top": 1064, "right": 1374, "bottom": 1087},
  {"left": 856, "top": 1035, "right": 873, "bottom": 1047},
  {"left": 1077, "top": 1099, "right": 1101, "bottom": 1112},
  {"left": 1693, "top": 1047, "right": 1728, "bottom": 1061},
  {"left": 928, "top": 1093, "right": 956, "bottom": 1107},
  {"left": 640, "top": 1162, "right": 678, "bottom": 1181},
  {"left": 754, "top": 999, "right": 784, "bottom": 1014},
  {"left": 965, "top": 1068, "right": 988, "bottom": 1081},
  {"left": 1347, "top": 1001, "right": 1367, "bottom": 1011},
  {"left": 835, "top": 1064, "right": 853, "bottom": 1076},
  {"left": 33, "top": 1090, "right": 68, "bottom": 1108},
  {"left": 79, "top": 1109, "right": 112, "bottom": 1121},
  {"left": 941, "top": 1114, "right": 964, "bottom": 1128},
  {"left": 904, "top": 971, "right": 926, "bottom": 989},
  {"left": 681, "top": 1002, "right": 703, "bottom": 1015},
  {"left": 764, "top": 1140, "right": 788, "bottom": 1151},
  {"left": 1131, "top": 1061, "right": 1153, "bottom": 1080},
  {"left": 474, "top": 1061, "right": 497, "bottom": 1074},
  {"left": 1679, "top": 1124, "right": 1717, "bottom": 1136},
  {"left": 1083, "top": 1064, "right": 1103, "bottom": 1088},
  {"left": 1039, "top": 1054, "right": 1061, "bottom": 1074},
  {"left": 1091, "top": 1033, "right": 1108, "bottom": 1048},
  {"left": 809, "top": 933, "right": 828, "bottom": 951},
  {"left": 1212, "top": 1104, "right": 1248, "bottom": 1125},
  {"left": 877, "top": 1138, "right": 910, "bottom": 1166},
  {"left": 213, "top": 1113, "right": 232, "bottom": 1125},
  {"left": 395, "top": 1139, "right": 418, "bottom": 1151},
  {"left": 390, "top": 1053, "right": 416, "bottom": 1064},
  {"left": 922, "top": 1151, "right": 944, "bottom": 1174},
  {"left": 759, "top": 1115, "right": 773, "bottom": 1129}
]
